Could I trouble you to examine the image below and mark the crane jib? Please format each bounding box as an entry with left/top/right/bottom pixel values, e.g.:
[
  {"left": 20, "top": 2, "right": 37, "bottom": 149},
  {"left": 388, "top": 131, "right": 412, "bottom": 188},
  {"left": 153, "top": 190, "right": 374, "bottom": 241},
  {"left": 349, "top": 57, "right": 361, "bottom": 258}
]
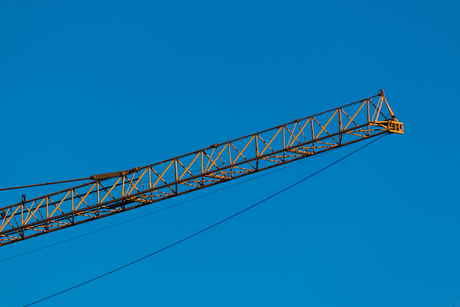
[{"left": 0, "top": 91, "right": 403, "bottom": 246}]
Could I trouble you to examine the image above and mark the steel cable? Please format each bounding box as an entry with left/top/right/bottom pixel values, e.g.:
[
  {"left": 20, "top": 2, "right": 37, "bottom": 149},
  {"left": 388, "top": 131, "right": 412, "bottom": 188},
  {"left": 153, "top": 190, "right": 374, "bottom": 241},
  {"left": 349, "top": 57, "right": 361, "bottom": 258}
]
[{"left": 23, "top": 134, "right": 386, "bottom": 306}]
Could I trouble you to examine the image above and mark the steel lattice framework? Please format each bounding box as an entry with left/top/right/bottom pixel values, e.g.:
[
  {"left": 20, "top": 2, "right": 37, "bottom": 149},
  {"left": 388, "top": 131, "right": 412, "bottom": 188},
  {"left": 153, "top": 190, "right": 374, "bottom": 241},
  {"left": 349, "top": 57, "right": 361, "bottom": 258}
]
[{"left": 0, "top": 91, "right": 403, "bottom": 246}]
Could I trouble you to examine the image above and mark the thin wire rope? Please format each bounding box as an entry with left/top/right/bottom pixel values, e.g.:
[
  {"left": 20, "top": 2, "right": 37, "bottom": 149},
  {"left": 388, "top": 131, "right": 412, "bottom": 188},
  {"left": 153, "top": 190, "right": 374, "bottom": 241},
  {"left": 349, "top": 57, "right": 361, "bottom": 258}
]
[
  {"left": 0, "top": 148, "right": 332, "bottom": 262},
  {"left": 23, "top": 134, "right": 386, "bottom": 307},
  {"left": 1, "top": 93, "right": 385, "bottom": 194},
  {"left": 0, "top": 164, "right": 219, "bottom": 192},
  {"left": 0, "top": 177, "right": 91, "bottom": 191},
  {"left": 0, "top": 154, "right": 300, "bottom": 201},
  {"left": 0, "top": 139, "right": 327, "bottom": 193}
]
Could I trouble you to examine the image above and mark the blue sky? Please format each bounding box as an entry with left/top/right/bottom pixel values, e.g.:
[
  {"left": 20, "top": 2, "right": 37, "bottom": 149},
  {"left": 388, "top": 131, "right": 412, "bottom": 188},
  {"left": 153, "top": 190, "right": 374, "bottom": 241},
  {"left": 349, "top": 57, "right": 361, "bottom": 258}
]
[{"left": 1, "top": 1, "right": 459, "bottom": 306}]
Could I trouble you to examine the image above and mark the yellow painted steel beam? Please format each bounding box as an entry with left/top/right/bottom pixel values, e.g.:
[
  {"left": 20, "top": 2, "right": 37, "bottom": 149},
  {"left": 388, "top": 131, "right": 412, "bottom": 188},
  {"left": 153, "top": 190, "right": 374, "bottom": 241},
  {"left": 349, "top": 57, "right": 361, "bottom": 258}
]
[{"left": 0, "top": 90, "right": 403, "bottom": 246}]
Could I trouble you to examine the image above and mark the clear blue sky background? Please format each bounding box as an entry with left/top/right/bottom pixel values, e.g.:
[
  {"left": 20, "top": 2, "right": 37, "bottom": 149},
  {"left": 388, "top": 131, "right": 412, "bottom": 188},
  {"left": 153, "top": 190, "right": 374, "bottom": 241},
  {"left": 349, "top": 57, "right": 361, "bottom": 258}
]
[{"left": 1, "top": 1, "right": 459, "bottom": 306}]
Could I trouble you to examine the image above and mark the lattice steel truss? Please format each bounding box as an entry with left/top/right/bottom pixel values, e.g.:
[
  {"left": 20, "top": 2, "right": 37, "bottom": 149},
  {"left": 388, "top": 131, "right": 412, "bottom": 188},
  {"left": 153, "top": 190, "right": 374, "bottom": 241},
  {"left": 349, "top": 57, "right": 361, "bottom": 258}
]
[{"left": 0, "top": 90, "right": 403, "bottom": 246}]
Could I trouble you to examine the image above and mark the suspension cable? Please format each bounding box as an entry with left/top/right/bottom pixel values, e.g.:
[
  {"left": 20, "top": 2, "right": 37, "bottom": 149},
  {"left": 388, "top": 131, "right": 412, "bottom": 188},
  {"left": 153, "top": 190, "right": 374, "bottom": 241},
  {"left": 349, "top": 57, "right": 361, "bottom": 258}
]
[{"left": 23, "top": 134, "right": 386, "bottom": 306}]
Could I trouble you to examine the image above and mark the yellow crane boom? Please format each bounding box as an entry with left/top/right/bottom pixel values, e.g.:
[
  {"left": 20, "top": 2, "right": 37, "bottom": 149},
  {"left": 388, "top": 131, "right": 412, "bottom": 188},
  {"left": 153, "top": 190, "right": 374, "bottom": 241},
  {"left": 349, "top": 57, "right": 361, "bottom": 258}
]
[{"left": 0, "top": 90, "right": 403, "bottom": 246}]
